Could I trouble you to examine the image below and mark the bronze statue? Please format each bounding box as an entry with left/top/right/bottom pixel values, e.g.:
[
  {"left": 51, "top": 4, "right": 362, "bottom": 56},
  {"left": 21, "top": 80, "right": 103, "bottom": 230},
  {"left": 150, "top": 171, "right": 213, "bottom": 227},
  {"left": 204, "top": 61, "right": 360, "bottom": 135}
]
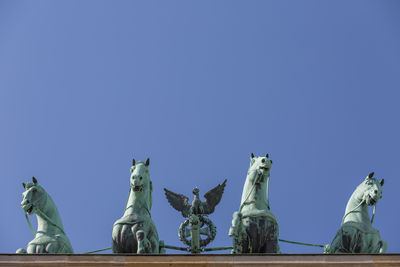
[{"left": 164, "top": 180, "right": 226, "bottom": 253}]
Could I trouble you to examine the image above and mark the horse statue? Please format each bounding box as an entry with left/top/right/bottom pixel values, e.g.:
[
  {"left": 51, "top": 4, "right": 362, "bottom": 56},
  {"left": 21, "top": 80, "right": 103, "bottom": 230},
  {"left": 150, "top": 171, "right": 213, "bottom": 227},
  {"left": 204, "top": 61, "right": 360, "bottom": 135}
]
[
  {"left": 112, "top": 158, "right": 161, "bottom": 253},
  {"left": 229, "top": 153, "right": 280, "bottom": 253},
  {"left": 326, "top": 172, "right": 387, "bottom": 253},
  {"left": 16, "top": 177, "right": 73, "bottom": 254}
]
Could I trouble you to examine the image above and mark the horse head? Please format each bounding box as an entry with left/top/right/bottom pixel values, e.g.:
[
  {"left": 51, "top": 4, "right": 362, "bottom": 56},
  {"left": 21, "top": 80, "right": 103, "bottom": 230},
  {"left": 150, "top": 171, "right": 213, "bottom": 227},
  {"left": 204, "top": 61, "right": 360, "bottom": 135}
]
[
  {"left": 21, "top": 177, "right": 47, "bottom": 215},
  {"left": 357, "top": 172, "right": 384, "bottom": 206},
  {"left": 240, "top": 153, "right": 274, "bottom": 212},
  {"left": 248, "top": 153, "right": 273, "bottom": 183},
  {"left": 130, "top": 158, "right": 153, "bottom": 208}
]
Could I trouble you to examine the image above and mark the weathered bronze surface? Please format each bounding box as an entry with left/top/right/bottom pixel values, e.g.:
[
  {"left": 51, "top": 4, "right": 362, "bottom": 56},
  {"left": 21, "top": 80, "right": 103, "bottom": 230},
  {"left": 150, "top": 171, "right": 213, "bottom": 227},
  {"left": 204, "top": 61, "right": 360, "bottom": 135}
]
[
  {"left": 17, "top": 177, "right": 73, "bottom": 254},
  {"left": 111, "top": 158, "right": 161, "bottom": 254},
  {"left": 164, "top": 180, "right": 226, "bottom": 253},
  {"left": 326, "top": 172, "right": 387, "bottom": 253},
  {"left": 14, "top": 155, "right": 390, "bottom": 255},
  {"left": 229, "top": 153, "right": 279, "bottom": 254}
]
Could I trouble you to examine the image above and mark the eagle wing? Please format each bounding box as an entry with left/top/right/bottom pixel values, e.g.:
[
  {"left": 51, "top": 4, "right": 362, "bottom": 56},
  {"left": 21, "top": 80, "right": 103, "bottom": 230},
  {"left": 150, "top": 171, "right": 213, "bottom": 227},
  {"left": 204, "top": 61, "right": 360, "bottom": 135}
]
[
  {"left": 163, "top": 188, "right": 191, "bottom": 217},
  {"left": 203, "top": 179, "right": 227, "bottom": 215}
]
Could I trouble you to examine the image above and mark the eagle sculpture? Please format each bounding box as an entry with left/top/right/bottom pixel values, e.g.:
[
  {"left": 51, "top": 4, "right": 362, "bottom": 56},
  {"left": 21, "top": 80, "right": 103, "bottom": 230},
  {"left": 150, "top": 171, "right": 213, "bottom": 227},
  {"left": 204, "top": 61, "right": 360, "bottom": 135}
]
[{"left": 164, "top": 179, "right": 227, "bottom": 218}]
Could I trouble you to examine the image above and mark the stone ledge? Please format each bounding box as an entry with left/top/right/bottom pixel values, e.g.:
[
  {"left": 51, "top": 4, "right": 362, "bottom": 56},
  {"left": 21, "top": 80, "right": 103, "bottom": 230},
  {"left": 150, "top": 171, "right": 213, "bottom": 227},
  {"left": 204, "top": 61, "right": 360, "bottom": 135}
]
[{"left": 1, "top": 254, "right": 400, "bottom": 267}]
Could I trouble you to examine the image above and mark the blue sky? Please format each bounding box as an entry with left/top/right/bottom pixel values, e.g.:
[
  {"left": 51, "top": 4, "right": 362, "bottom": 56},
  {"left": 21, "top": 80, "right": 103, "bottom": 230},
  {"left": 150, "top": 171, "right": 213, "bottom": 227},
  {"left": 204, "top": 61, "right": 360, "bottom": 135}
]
[{"left": 0, "top": 0, "right": 399, "bottom": 254}]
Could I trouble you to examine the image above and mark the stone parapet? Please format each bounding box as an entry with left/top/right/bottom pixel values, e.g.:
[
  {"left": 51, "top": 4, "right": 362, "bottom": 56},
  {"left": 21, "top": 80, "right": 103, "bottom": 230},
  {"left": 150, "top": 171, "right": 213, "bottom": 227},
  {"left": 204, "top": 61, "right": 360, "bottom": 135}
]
[{"left": 1, "top": 254, "right": 400, "bottom": 267}]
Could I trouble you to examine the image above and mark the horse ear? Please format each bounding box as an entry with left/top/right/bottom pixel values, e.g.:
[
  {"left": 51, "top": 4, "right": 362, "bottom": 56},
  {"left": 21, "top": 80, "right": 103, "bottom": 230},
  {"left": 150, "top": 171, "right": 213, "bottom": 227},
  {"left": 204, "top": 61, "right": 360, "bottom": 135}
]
[
  {"left": 32, "top": 177, "right": 37, "bottom": 184},
  {"left": 380, "top": 179, "right": 384, "bottom": 186},
  {"left": 266, "top": 154, "right": 269, "bottom": 158},
  {"left": 22, "top": 182, "right": 26, "bottom": 189},
  {"left": 250, "top": 155, "right": 255, "bottom": 167},
  {"left": 132, "top": 158, "right": 136, "bottom": 166},
  {"left": 251, "top": 153, "right": 254, "bottom": 159},
  {"left": 145, "top": 158, "right": 150, "bottom": 166},
  {"left": 368, "top": 172, "right": 374, "bottom": 179}
]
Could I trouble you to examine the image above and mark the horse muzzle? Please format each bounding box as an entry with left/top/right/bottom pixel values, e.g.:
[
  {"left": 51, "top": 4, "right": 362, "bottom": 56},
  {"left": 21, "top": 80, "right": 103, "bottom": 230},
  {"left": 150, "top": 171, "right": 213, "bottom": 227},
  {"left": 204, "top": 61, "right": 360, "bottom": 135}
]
[
  {"left": 21, "top": 202, "right": 34, "bottom": 214},
  {"left": 131, "top": 184, "right": 144, "bottom": 192},
  {"left": 258, "top": 166, "right": 270, "bottom": 175},
  {"left": 366, "top": 194, "right": 378, "bottom": 206}
]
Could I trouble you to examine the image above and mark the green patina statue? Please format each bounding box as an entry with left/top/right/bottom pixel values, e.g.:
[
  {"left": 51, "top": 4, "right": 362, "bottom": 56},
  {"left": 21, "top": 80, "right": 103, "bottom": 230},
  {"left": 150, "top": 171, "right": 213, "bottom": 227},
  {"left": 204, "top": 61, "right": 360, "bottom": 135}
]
[
  {"left": 164, "top": 180, "right": 226, "bottom": 253},
  {"left": 16, "top": 177, "right": 73, "bottom": 254},
  {"left": 112, "top": 158, "right": 161, "bottom": 254},
  {"left": 326, "top": 172, "right": 387, "bottom": 253},
  {"left": 229, "top": 153, "right": 280, "bottom": 253}
]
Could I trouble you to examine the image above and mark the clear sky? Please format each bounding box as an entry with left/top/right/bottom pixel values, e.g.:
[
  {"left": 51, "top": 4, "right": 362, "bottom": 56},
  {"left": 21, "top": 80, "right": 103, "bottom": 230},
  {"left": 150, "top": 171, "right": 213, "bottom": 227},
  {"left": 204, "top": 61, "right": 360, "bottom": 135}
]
[{"left": 0, "top": 0, "right": 399, "bottom": 254}]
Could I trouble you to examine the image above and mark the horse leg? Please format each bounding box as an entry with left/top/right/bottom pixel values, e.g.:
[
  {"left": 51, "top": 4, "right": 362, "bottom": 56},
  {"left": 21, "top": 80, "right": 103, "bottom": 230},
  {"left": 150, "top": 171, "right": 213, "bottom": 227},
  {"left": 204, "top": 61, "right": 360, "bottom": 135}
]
[
  {"left": 35, "top": 244, "right": 45, "bottom": 254},
  {"left": 136, "top": 230, "right": 151, "bottom": 254},
  {"left": 241, "top": 218, "right": 254, "bottom": 253},
  {"left": 112, "top": 224, "right": 136, "bottom": 253},
  {"left": 229, "top": 212, "right": 243, "bottom": 253},
  {"left": 379, "top": 240, "right": 388, "bottom": 253},
  {"left": 264, "top": 219, "right": 279, "bottom": 253},
  {"left": 27, "top": 244, "right": 39, "bottom": 254},
  {"left": 246, "top": 217, "right": 262, "bottom": 253},
  {"left": 27, "top": 244, "right": 45, "bottom": 254},
  {"left": 112, "top": 224, "right": 123, "bottom": 253},
  {"left": 46, "top": 242, "right": 60, "bottom": 254},
  {"left": 148, "top": 233, "right": 159, "bottom": 253}
]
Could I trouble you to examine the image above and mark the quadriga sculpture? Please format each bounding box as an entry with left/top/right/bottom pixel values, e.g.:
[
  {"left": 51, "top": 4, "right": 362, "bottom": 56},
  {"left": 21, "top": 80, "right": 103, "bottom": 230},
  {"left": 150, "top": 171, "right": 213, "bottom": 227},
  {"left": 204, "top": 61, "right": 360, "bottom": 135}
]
[
  {"left": 229, "top": 153, "right": 279, "bottom": 253},
  {"left": 17, "top": 177, "right": 73, "bottom": 254},
  {"left": 326, "top": 172, "right": 387, "bottom": 253},
  {"left": 112, "top": 158, "right": 160, "bottom": 253}
]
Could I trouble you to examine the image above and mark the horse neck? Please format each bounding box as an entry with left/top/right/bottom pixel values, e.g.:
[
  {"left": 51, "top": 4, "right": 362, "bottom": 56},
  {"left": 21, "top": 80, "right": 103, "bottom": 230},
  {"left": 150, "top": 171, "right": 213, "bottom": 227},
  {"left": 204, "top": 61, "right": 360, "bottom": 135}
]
[
  {"left": 343, "top": 189, "right": 371, "bottom": 225},
  {"left": 240, "top": 170, "right": 269, "bottom": 209},
  {"left": 123, "top": 188, "right": 151, "bottom": 217},
  {"left": 35, "top": 194, "right": 65, "bottom": 235}
]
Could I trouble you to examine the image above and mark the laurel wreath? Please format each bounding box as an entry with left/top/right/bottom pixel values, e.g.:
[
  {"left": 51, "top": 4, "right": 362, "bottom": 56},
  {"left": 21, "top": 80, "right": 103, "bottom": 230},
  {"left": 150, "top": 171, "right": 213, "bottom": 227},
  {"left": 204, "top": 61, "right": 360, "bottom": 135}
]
[{"left": 178, "top": 216, "right": 216, "bottom": 248}]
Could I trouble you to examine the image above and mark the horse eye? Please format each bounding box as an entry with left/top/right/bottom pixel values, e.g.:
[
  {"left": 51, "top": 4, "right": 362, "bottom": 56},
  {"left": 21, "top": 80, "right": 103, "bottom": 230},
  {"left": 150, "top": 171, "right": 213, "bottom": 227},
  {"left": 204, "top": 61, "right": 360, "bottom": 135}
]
[
  {"left": 261, "top": 159, "right": 265, "bottom": 163},
  {"left": 139, "top": 176, "right": 143, "bottom": 180},
  {"left": 32, "top": 188, "right": 37, "bottom": 193}
]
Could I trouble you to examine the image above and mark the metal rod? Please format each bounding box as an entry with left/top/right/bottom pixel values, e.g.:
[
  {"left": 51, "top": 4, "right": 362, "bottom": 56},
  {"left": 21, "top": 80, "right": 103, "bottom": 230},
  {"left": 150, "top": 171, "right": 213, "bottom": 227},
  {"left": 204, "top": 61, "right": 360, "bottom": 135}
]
[
  {"left": 203, "top": 246, "right": 233, "bottom": 252},
  {"left": 84, "top": 247, "right": 112, "bottom": 254},
  {"left": 266, "top": 176, "right": 270, "bottom": 209},
  {"left": 162, "top": 245, "right": 189, "bottom": 251},
  {"left": 279, "top": 239, "right": 325, "bottom": 248}
]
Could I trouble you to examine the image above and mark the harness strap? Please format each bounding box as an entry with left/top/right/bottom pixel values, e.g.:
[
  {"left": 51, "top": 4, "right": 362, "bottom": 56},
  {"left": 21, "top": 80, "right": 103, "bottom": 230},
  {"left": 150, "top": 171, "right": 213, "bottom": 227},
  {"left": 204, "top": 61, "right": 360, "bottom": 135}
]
[
  {"left": 341, "top": 199, "right": 365, "bottom": 224},
  {"left": 239, "top": 171, "right": 266, "bottom": 212},
  {"left": 23, "top": 192, "right": 66, "bottom": 236},
  {"left": 371, "top": 205, "right": 376, "bottom": 224},
  {"left": 341, "top": 200, "right": 377, "bottom": 225},
  {"left": 25, "top": 212, "right": 36, "bottom": 236},
  {"left": 124, "top": 187, "right": 152, "bottom": 217}
]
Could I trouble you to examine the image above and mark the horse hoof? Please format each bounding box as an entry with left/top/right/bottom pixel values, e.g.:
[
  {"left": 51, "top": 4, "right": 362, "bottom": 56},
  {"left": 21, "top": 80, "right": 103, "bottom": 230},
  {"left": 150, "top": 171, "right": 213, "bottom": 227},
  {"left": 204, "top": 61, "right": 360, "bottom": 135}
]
[
  {"left": 136, "top": 230, "right": 145, "bottom": 241},
  {"left": 16, "top": 248, "right": 27, "bottom": 254}
]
